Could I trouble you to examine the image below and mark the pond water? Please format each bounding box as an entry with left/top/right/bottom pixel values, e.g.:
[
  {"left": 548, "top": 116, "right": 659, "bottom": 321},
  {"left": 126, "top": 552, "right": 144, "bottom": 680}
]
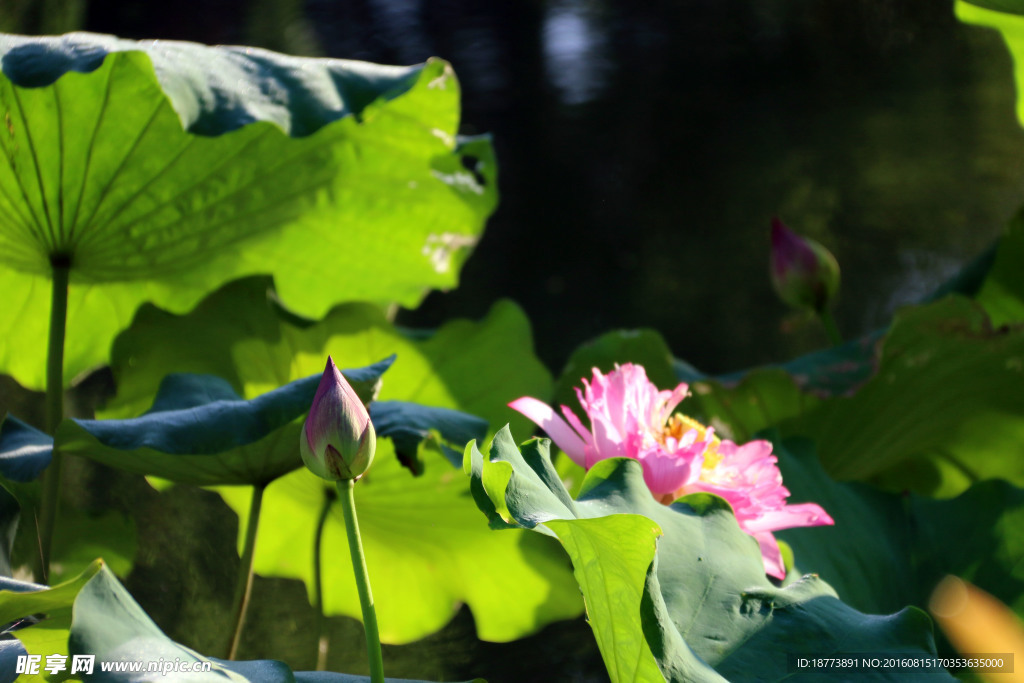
[{"left": 5, "top": 1, "right": 1024, "bottom": 681}]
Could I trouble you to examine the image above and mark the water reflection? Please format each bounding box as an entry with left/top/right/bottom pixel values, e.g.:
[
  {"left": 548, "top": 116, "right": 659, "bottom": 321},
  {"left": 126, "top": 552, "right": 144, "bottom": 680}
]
[{"left": 542, "top": 0, "right": 611, "bottom": 106}]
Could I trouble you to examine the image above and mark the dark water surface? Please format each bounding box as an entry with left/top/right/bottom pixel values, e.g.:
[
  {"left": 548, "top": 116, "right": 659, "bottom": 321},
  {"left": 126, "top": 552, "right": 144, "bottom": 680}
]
[{"left": 5, "top": 2, "right": 1024, "bottom": 681}]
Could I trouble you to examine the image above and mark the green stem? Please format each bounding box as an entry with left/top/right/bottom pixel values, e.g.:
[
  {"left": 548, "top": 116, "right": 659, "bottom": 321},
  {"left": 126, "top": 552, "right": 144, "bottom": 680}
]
[
  {"left": 227, "top": 482, "right": 266, "bottom": 660},
  {"left": 34, "top": 261, "right": 70, "bottom": 585},
  {"left": 819, "top": 309, "right": 843, "bottom": 347},
  {"left": 313, "top": 487, "right": 336, "bottom": 671},
  {"left": 337, "top": 479, "right": 384, "bottom": 683}
]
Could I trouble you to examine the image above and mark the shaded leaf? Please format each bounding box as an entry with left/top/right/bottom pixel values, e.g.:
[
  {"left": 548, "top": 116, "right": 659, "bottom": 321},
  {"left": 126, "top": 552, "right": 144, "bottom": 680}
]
[
  {"left": 774, "top": 436, "right": 1024, "bottom": 656},
  {"left": 0, "top": 416, "right": 51, "bottom": 483},
  {"left": 784, "top": 297, "right": 1024, "bottom": 492},
  {"left": 0, "top": 416, "right": 135, "bottom": 584},
  {"left": 977, "top": 207, "right": 1024, "bottom": 325},
  {"left": 56, "top": 359, "right": 394, "bottom": 486}
]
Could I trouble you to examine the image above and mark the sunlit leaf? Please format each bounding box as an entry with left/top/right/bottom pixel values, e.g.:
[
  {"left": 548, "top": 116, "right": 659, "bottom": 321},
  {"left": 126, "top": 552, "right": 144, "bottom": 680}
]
[
  {"left": 958, "top": 0, "right": 1024, "bottom": 127},
  {"left": 101, "top": 281, "right": 577, "bottom": 643},
  {"left": 0, "top": 34, "right": 496, "bottom": 390}
]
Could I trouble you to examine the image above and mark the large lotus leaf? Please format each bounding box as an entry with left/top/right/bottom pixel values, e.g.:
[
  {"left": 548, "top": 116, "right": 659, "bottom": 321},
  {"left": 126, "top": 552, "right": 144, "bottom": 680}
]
[
  {"left": 467, "top": 428, "right": 952, "bottom": 682},
  {"left": 102, "top": 278, "right": 544, "bottom": 441},
  {"left": 0, "top": 33, "right": 496, "bottom": 391},
  {"left": 774, "top": 436, "right": 1024, "bottom": 627},
  {"left": 219, "top": 438, "right": 580, "bottom": 645},
  {"left": 1, "top": 561, "right": 481, "bottom": 683},
  {"left": 100, "top": 284, "right": 576, "bottom": 643},
  {"left": 54, "top": 357, "right": 395, "bottom": 486},
  {"left": 781, "top": 297, "right": 1024, "bottom": 492}
]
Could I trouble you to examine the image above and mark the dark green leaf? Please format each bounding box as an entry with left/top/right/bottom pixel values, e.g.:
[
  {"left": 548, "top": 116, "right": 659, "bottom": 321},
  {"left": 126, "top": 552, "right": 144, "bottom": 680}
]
[
  {"left": 784, "top": 297, "right": 1024, "bottom": 491},
  {"left": 773, "top": 436, "right": 1024, "bottom": 657},
  {"left": 0, "top": 416, "right": 51, "bottom": 483},
  {"left": 55, "top": 358, "right": 393, "bottom": 486}
]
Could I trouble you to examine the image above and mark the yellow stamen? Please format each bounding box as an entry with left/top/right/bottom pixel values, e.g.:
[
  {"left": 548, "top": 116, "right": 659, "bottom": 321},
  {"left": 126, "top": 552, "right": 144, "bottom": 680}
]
[{"left": 663, "top": 414, "right": 721, "bottom": 470}]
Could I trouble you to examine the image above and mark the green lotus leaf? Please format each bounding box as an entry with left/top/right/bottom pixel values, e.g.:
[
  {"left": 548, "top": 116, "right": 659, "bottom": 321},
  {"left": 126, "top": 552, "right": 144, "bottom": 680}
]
[
  {"left": 977, "top": 206, "right": 1024, "bottom": 325},
  {"left": 958, "top": 0, "right": 1024, "bottom": 127},
  {"left": 1, "top": 561, "right": 482, "bottom": 682},
  {"left": 0, "top": 560, "right": 100, "bottom": 682},
  {"left": 467, "top": 428, "right": 953, "bottom": 682},
  {"left": 783, "top": 296, "right": 1024, "bottom": 492},
  {"left": 775, "top": 436, "right": 1024, "bottom": 625},
  {"left": 102, "top": 278, "right": 543, "bottom": 442},
  {"left": 0, "top": 34, "right": 496, "bottom": 390},
  {"left": 55, "top": 358, "right": 394, "bottom": 487},
  {"left": 0, "top": 416, "right": 52, "bottom": 483},
  {"left": 101, "top": 281, "right": 578, "bottom": 643}
]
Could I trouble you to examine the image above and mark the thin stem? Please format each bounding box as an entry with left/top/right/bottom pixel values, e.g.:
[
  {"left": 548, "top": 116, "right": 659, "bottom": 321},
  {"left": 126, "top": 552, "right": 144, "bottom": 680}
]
[
  {"left": 34, "top": 261, "right": 70, "bottom": 584},
  {"left": 819, "top": 309, "right": 843, "bottom": 347},
  {"left": 337, "top": 479, "right": 384, "bottom": 683},
  {"left": 313, "top": 486, "right": 336, "bottom": 671},
  {"left": 226, "top": 482, "right": 266, "bottom": 660}
]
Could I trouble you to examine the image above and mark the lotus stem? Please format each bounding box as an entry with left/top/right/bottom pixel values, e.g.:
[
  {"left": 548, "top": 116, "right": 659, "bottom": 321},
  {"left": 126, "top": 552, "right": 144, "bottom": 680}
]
[
  {"left": 820, "top": 309, "right": 843, "bottom": 347},
  {"left": 227, "top": 481, "right": 266, "bottom": 660},
  {"left": 337, "top": 478, "right": 384, "bottom": 683},
  {"left": 34, "top": 260, "right": 70, "bottom": 585},
  {"left": 313, "top": 486, "right": 336, "bottom": 671}
]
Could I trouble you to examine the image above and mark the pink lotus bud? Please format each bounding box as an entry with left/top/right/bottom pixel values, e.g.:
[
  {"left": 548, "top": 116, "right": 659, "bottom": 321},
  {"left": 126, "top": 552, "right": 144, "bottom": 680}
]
[
  {"left": 770, "top": 217, "right": 840, "bottom": 314},
  {"left": 300, "top": 356, "right": 376, "bottom": 481}
]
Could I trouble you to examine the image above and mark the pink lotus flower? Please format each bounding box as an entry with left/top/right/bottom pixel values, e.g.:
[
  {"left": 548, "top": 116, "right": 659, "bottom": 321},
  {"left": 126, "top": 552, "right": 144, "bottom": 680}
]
[
  {"left": 673, "top": 439, "right": 834, "bottom": 579},
  {"left": 510, "top": 363, "right": 833, "bottom": 579}
]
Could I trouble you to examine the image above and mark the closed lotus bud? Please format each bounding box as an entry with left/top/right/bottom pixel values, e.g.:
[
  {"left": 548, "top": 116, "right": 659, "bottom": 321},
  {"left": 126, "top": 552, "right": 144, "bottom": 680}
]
[
  {"left": 300, "top": 356, "right": 376, "bottom": 481},
  {"left": 770, "top": 217, "right": 840, "bottom": 314}
]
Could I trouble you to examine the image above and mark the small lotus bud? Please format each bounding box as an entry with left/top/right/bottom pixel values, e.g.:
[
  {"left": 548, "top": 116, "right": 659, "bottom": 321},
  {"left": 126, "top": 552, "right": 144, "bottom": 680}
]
[
  {"left": 300, "top": 356, "right": 376, "bottom": 481},
  {"left": 770, "top": 217, "right": 840, "bottom": 314}
]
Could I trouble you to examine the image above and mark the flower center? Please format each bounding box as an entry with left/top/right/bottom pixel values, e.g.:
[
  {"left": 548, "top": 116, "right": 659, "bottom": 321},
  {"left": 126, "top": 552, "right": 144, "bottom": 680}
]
[{"left": 662, "top": 414, "right": 722, "bottom": 470}]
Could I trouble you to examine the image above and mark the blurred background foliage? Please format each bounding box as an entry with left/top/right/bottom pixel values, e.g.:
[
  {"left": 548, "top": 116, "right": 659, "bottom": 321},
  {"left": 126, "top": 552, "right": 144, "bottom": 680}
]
[{"left": 5, "top": 0, "right": 1022, "bottom": 375}]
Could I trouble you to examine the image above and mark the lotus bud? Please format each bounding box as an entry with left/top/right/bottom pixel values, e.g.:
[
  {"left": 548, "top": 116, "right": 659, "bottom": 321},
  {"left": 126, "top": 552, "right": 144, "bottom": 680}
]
[
  {"left": 770, "top": 217, "right": 840, "bottom": 314},
  {"left": 300, "top": 356, "right": 376, "bottom": 481}
]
